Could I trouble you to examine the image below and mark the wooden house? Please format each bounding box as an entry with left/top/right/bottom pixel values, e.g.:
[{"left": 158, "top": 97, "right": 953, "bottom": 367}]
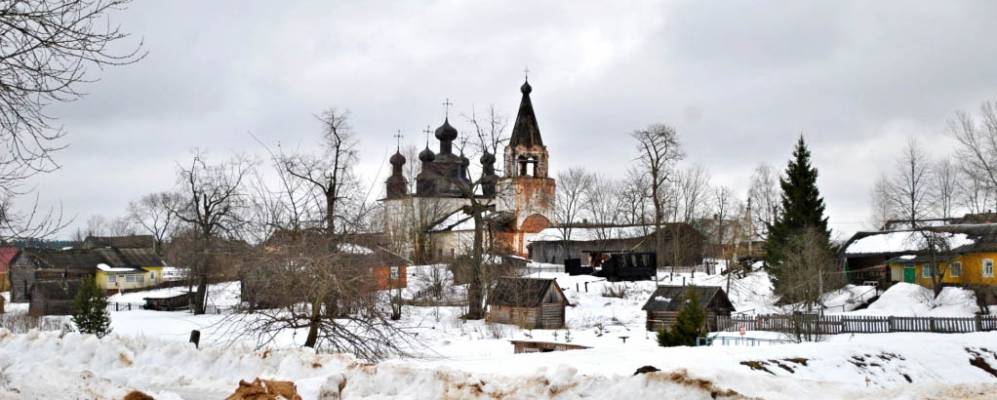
[
  {"left": 526, "top": 223, "right": 704, "bottom": 266},
  {"left": 29, "top": 279, "right": 82, "bottom": 316},
  {"left": 8, "top": 248, "right": 101, "bottom": 303},
  {"left": 92, "top": 247, "right": 166, "bottom": 292},
  {"left": 641, "top": 285, "right": 734, "bottom": 332},
  {"left": 0, "top": 246, "right": 17, "bottom": 292},
  {"left": 486, "top": 277, "right": 567, "bottom": 329}
]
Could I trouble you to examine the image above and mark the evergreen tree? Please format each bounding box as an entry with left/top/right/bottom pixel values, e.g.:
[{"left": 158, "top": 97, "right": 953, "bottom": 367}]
[
  {"left": 657, "top": 291, "right": 706, "bottom": 347},
  {"left": 72, "top": 277, "right": 112, "bottom": 338},
  {"left": 766, "top": 136, "right": 831, "bottom": 297}
]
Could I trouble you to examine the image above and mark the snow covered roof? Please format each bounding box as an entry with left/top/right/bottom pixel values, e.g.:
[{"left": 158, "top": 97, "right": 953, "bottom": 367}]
[
  {"left": 338, "top": 243, "right": 374, "bottom": 255},
  {"left": 97, "top": 263, "right": 138, "bottom": 273},
  {"left": 844, "top": 231, "right": 974, "bottom": 255},
  {"left": 529, "top": 225, "right": 654, "bottom": 244}
]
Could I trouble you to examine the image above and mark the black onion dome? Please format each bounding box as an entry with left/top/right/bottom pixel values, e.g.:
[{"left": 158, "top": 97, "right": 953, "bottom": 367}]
[
  {"left": 459, "top": 153, "right": 470, "bottom": 167},
  {"left": 419, "top": 147, "right": 435, "bottom": 162},
  {"left": 520, "top": 80, "right": 532, "bottom": 95},
  {"left": 434, "top": 118, "right": 458, "bottom": 141},
  {"left": 390, "top": 151, "right": 406, "bottom": 166},
  {"left": 480, "top": 152, "right": 495, "bottom": 164}
]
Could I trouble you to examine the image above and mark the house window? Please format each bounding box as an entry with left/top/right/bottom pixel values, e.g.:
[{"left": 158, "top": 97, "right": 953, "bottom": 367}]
[
  {"left": 951, "top": 262, "right": 961, "bottom": 278},
  {"left": 390, "top": 266, "right": 399, "bottom": 280},
  {"left": 922, "top": 264, "right": 933, "bottom": 278},
  {"left": 107, "top": 274, "right": 116, "bottom": 284},
  {"left": 125, "top": 274, "right": 144, "bottom": 284},
  {"left": 985, "top": 259, "right": 995, "bottom": 278}
]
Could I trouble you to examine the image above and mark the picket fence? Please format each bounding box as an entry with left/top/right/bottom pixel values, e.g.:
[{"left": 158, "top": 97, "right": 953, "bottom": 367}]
[{"left": 716, "top": 314, "right": 997, "bottom": 335}]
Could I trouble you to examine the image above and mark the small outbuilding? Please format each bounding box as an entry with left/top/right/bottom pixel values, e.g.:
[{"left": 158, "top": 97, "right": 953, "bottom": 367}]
[
  {"left": 487, "top": 277, "right": 567, "bottom": 329},
  {"left": 641, "top": 285, "right": 734, "bottom": 332},
  {"left": 29, "top": 279, "right": 82, "bottom": 316}
]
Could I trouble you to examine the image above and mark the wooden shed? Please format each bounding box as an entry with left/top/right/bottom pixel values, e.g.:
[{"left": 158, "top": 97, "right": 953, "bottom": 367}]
[
  {"left": 641, "top": 285, "right": 734, "bottom": 332},
  {"left": 29, "top": 279, "right": 82, "bottom": 316},
  {"left": 487, "top": 277, "right": 567, "bottom": 329}
]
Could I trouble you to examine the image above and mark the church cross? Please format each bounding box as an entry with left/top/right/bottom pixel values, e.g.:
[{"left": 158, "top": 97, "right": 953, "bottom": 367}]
[
  {"left": 524, "top": 66, "right": 530, "bottom": 81},
  {"left": 423, "top": 125, "right": 432, "bottom": 146},
  {"left": 442, "top": 98, "right": 453, "bottom": 118},
  {"left": 393, "top": 130, "right": 403, "bottom": 151}
]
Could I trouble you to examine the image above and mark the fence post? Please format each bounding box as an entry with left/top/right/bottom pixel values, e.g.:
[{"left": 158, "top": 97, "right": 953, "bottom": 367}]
[
  {"left": 888, "top": 316, "right": 894, "bottom": 333},
  {"left": 976, "top": 315, "right": 983, "bottom": 332},
  {"left": 929, "top": 317, "right": 936, "bottom": 333}
]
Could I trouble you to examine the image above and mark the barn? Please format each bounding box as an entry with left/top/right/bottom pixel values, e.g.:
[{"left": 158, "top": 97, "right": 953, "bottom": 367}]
[
  {"left": 641, "top": 285, "right": 734, "bottom": 332},
  {"left": 486, "top": 277, "right": 567, "bottom": 329}
]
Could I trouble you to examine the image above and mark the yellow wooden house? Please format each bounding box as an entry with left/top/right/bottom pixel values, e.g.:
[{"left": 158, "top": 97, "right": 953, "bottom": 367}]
[
  {"left": 886, "top": 242, "right": 997, "bottom": 288},
  {"left": 91, "top": 247, "right": 167, "bottom": 293}
]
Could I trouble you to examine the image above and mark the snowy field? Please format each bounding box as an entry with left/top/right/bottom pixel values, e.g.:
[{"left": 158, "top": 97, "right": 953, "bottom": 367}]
[{"left": 2, "top": 264, "right": 996, "bottom": 399}]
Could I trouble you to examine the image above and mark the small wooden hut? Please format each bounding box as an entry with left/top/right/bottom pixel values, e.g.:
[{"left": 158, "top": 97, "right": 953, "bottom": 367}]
[
  {"left": 29, "top": 279, "right": 82, "bottom": 316},
  {"left": 641, "top": 285, "right": 734, "bottom": 332},
  {"left": 487, "top": 277, "right": 567, "bottom": 329}
]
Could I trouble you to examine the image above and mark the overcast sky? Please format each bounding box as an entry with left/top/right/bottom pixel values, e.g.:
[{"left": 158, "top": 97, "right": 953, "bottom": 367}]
[{"left": 31, "top": 0, "right": 997, "bottom": 240}]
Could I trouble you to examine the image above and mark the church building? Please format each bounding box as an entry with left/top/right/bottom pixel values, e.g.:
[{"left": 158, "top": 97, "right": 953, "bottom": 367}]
[{"left": 382, "top": 79, "right": 556, "bottom": 262}]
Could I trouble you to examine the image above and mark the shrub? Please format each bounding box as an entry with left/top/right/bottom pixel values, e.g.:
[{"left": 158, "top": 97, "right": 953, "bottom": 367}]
[
  {"left": 601, "top": 283, "right": 628, "bottom": 299},
  {"left": 72, "top": 277, "right": 112, "bottom": 338},
  {"left": 657, "top": 291, "right": 706, "bottom": 347}
]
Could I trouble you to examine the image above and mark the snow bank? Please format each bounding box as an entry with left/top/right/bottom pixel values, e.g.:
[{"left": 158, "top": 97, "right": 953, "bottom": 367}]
[
  {"left": 3, "top": 329, "right": 997, "bottom": 399},
  {"left": 852, "top": 283, "right": 979, "bottom": 317}
]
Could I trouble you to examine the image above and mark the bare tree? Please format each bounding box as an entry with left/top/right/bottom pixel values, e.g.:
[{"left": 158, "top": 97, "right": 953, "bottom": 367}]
[
  {"left": 235, "top": 141, "right": 409, "bottom": 360},
  {"left": 128, "top": 192, "right": 182, "bottom": 253},
  {"left": 456, "top": 105, "right": 509, "bottom": 320},
  {"left": 553, "top": 168, "right": 593, "bottom": 251},
  {"left": 950, "top": 99, "right": 997, "bottom": 211},
  {"left": 172, "top": 153, "right": 252, "bottom": 315},
  {"left": 675, "top": 165, "right": 710, "bottom": 224},
  {"left": 958, "top": 173, "right": 993, "bottom": 215},
  {"left": 881, "top": 137, "right": 933, "bottom": 228},
  {"left": 632, "top": 124, "right": 684, "bottom": 263},
  {"left": 618, "top": 167, "right": 650, "bottom": 225},
  {"left": 747, "top": 163, "right": 779, "bottom": 239},
  {"left": 283, "top": 109, "right": 358, "bottom": 236},
  {"left": 910, "top": 229, "right": 958, "bottom": 296},
  {"left": 0, "top": 0, "right": 144, "bottom": 172},
  {"left": 779, "top": 227, "right": 842, "bottom": 310},
  {"left": 0, "top": 1, "right": 142, "bottom": 243},
  {"left": 869, "top": 174, "right": 897, "bottom": 230},
  {"left": 582, "top": 174, "right": 622, "bottom": 240},
  {"left": 933, "top": 157, "right": 959, "bottom": 219}
]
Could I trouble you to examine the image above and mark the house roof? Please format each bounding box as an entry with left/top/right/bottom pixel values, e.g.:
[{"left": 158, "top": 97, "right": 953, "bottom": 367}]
[
  {"left": 0, "top": 246, "right": 18, "bottom": 273},
  {"left": 843, "top": 230, "right": 974, "bottom": 256},
  {"left": 18, "top": 248, "right": 105, "bottom": 271},
  {"left": 83, "top": 235, "right": 155, "bottom": 249},
  {"left": 487, "top": 277, "right": 562, "bottom": 307},
  {"left": 641, "top": 285, "right": 733, "bottom": 312}
]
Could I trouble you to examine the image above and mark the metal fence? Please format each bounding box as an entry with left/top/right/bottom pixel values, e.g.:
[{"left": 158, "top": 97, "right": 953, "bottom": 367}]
[
  {"left": 106, "top": 302, "right": 230, "bottom": 314},
  {"left": 716, "top": 314, "right": 997, "bottom": 335}
]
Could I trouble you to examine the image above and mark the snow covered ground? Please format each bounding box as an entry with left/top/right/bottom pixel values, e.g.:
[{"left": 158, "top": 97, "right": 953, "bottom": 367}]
[
  {"left": 2, "top": 265, "right": 996, "bottom": 399},
  {"left": 1, "top": 328, "right": 996, "bottom": 399}
]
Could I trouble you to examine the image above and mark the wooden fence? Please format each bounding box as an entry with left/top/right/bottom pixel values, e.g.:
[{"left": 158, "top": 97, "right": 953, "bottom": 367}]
[{"left": 716, "top": 314, "right": 997, "bottom": 335}]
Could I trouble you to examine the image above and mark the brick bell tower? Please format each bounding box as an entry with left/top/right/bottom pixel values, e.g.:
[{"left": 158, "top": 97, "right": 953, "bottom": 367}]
[{"left": 496, "top": 78, "right": 556, "bottom": 255}]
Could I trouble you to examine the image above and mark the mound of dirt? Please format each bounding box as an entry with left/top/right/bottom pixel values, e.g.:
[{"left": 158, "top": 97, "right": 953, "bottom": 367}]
[{"left": 224, "top": 378, "right": 302, "bottom": 400}]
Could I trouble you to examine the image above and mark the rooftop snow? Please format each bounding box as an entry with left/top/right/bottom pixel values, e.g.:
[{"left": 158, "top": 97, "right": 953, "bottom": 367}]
[
  {"left": 96, "top": 263, "right": 137, "bottom": 273},
  {"left": 844, "top": 231, "right": 974, "bottom": 255}
]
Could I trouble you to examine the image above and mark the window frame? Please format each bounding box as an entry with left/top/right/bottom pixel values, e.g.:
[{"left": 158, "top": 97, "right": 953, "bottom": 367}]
[
  {"left": 389, "top": 266, "right": 399, "bottom": 280},
  {"left": 950, "top": 261, "right": 962, "bottom": 278},
  {"left": 985, "top": 259, "right": 995, "bottom": 278},
  {"left": 922, "top": 263, "right": 932, "bottom": 278}
]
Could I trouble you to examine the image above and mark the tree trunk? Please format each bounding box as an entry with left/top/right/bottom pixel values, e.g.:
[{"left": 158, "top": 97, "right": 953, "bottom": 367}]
[
  {"left": 304, "top": 298, "right": 322, "bottom": 348},
  {"left": 466, "top": 209, "right": 485, "bottom": 320},
  {"left": 192, "top": 273, "right": 208, "bottom": 315}
]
